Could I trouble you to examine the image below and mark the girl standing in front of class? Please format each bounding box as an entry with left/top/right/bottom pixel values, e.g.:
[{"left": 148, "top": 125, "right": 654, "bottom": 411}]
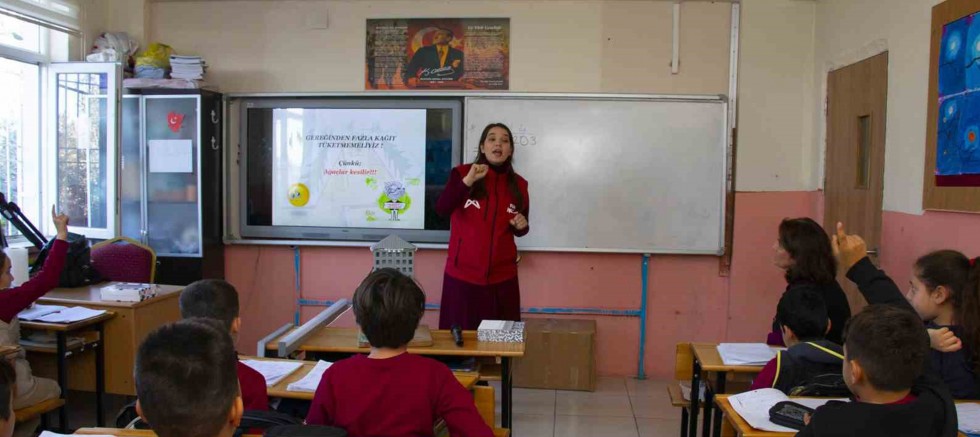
[
  {"left": 435, "top": 123, "right": 530, "bottom": 330},
  {"left": 0, "top": 207, "right": 70, "bottom": 437},
  {"left": 767, "top": 218, "right": 851, "bottom": 346}
]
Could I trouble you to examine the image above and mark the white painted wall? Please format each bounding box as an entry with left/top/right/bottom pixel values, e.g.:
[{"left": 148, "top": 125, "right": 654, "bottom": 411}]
[{"left": 812, "top": 0, "right": 944, "bottom": 214}]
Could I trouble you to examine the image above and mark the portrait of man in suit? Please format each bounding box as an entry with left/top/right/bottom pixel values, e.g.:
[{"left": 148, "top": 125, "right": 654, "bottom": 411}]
[{"left": 404, "top": 28, "right": 464, "bottom": 87}]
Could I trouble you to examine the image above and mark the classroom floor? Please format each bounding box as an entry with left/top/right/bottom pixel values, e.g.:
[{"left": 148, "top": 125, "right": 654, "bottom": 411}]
[
  {"left": 493, "top": 377, "right": 680, "bottom": 437},
  {"left": 58, "top": 377, "right": 681, "bottom": 437}
]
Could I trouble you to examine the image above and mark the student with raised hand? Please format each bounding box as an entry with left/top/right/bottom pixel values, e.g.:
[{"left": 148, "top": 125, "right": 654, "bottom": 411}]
[
  {"left": 834, "top": 222, "right": 980, "bottom": 399},
  {"left": 135, "top": 318, "right": 244, "bottom": 437},
  {"left": 766, "top": 218, "right": 851, "bottom": 346},
  {"left": 797, "top": 305, "right": 957, "bottom": 437},
  {"left": 0, "top": 207, "right": 69, "bottom": 437},
  {"left": 750, "top": 288, "right": 845, "bottom": 395}
]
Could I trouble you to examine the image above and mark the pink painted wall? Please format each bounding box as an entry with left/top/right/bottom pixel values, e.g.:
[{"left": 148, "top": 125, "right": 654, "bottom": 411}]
[
  {"left": 878, "top": 210, "right": 980, "bottom": 293},
  {"left": 227, "top": 190, "right": 823, "bottom": 379}
]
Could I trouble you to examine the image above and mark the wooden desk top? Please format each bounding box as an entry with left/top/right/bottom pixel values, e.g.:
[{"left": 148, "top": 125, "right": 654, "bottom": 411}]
[
  {"left": 267, "top": 327, "right": 525, "bottom": 358},
  {"left": 693, "top": 343, "right": 769, "bottom": 373},
  {"left": 717, "top": 395, "right": 973, "bottom": 437},
  {"left": 20, "top": 311, "right": 116, "bottom": 332},
  {"left": 39, "top": 282, "right": 183, "bottom": 309},
  {"left": 243, "top": 356, "right": 480, "bottom": 401}
]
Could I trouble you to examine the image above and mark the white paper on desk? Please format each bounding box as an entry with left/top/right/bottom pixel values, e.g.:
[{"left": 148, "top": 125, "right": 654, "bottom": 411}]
[
  {"left": 35, "top": 306, "right": 106, "bottom": 323},
  {"left": 957, "top": 403, "right": 980, "bottom": 434},
  {"left": 240, "top": 359, "right": 304, "bottom": 387},
  {"left": 18, "top": 305, "right": 67, "bottom": 321},
  {"left": 149, "top": 139, "right": 193, "bottom": 173},
  {"left": 728, "top": 389, "right": 846, "bottom": 432},
  {"left": 40, "top": 432, "right": 112, "bottom": 437},
  {"left": 286, "top": 360, "right": 332, "bottom": 392},
  {"left": 717, "top": 343, "right": 777, "bottom": 365}
]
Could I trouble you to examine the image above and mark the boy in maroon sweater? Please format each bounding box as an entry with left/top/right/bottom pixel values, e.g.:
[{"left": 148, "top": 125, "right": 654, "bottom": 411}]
[
  {"left": 178, "top": 279, "right": 268, "bottom": 411},
  {"left": 306, "top": 269, "right": 493, "bottom": 437}
]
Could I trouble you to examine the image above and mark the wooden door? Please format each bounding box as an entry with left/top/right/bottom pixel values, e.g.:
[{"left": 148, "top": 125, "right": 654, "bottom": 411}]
[{"left": 824, "top": 52, "right": 888, "bottom": 314}]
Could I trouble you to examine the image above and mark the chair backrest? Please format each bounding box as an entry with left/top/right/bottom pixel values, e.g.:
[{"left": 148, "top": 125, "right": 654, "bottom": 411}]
[
  {"left": 91, "top": 237, "right": 157, "bottom": 283},
  {"left": 674, "top": 343, "right": 694, "bottom": 381}
]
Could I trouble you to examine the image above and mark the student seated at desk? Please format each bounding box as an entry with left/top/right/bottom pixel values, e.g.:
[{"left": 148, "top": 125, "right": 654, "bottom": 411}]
[
  {"left": 305, "top": 268, "right": 493, "bottom": 437},
  {"left": 750, "top": 288, "right": 845, "bottom": 395},
  {"left": 179, "top": 279, "right": 269, "bottom": 410},
  {"left": 135, "top": 318, "right": 244, "bottom": 437},
  {"left": 0, "top": 358, "right": 15, "bottom": 437},
  {"left": 766, "top": 218, "right": 851, "bottom": 346},
  {"left": 835, "top": 223, "right": 980, "bottom": 399},
  {"left": 798, "top": 305, "right": 956, "bottom": 437},
  {"left": 0, "top": 207, "right": 68, "bottom": 437}
]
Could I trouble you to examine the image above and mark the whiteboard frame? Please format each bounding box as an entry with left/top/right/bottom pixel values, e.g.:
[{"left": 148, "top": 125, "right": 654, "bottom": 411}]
[
  {"left": 463, "top": 94, "right": 730, "bottom": 255},
  {"left": 223, "top": 92, "right": 732, "bottom": 255}
]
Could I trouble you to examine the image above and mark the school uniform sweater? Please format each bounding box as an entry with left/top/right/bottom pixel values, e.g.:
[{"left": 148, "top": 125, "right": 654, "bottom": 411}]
[
  {"left": 796, "top": 371, "right": 956, "bottom": 437},
  {"left": 435, "top": 163, "right": 529, "bottom": 286},
  {"left": 767, "top": 280, "right": 851, "bottom": 346},
  {"left": 237, "top": 361, "right": 269, "bottom": 411},
  {"left": 306, "top": 352, "right": 493, "bottom": 437},
  {"left": 848, "top": 257, "right": 980, "bottom": 399}
]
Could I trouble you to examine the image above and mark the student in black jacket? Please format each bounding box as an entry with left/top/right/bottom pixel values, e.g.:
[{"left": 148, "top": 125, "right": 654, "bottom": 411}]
[
  {"left": 797, "top": 305, "right": 957, "bottom": 437},
  {"left": 834, "top": 222, "right": 980, "bottom": 399}
]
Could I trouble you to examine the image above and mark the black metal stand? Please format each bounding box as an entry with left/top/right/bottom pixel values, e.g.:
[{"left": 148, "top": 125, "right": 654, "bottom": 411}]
[{"left": 0, "top": 193, "right": 47, "bottom": 249}]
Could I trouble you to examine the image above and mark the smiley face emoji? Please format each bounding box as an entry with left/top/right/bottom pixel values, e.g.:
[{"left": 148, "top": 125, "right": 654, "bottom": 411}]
[{"left": 287, "top": 183, "right": 310, "bottom": 207}]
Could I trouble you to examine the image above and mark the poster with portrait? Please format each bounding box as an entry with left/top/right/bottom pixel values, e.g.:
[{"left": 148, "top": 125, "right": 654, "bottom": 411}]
[{"left": 366, "top": 18, "right": 510, "bottom": 90}]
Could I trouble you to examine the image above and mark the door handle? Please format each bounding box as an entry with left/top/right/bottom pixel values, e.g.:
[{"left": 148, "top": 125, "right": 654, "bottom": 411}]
[{"left": 867, "top": 248, "right": 879, "bottom": 256}]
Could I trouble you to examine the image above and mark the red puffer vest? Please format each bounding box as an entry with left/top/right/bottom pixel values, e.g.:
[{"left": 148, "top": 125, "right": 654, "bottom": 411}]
[{"left": 445, "top": 163, "right": 529, "bottom": 285}]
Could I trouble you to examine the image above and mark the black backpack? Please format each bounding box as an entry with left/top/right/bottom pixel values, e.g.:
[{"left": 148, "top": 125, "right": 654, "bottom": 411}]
[
  {"left": 234, "top": 410, "right": 305, "bottom": 437},
  {"left": 30, "top": 232, "right": 102, "bottom": 288},
  {"left": 788, "top": 373, "right": 852, "bottom": 397}
]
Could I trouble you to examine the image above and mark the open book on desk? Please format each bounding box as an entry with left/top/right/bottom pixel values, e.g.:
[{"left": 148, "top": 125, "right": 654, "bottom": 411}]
[
  {"left": 286, "top": 360, "right": 333, "bottom": 392},
  {"left": 240, "top": 359, "right": 304, "bottom": 387},
  {"left": 728, "top": 389, "right": 848, "bottom": 432}
]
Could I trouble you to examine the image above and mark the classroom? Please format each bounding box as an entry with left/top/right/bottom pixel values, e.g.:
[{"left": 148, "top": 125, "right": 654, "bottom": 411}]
[{"left": 1, "top": 0, "right": 980, "bottom": 436}]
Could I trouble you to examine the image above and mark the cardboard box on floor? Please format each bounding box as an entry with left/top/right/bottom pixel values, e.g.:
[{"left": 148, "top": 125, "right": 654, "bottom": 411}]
[{"left": 513, "top": 318, "right": 596, "bottom": 391}]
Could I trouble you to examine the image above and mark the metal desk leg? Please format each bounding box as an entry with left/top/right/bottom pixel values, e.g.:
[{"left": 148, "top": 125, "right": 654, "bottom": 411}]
[
  {"left": 502, "top": 357, "right": 512, "bottom": 431},
  {"left": 688, "top": 358, "right": 702, "bottom": 437},
  {"left": 701, "top": 374, "right": 713, "bottom": 437},
  {"left": 56, "top": 331, "right": 69, "bottom": 432},
  {"left": 96, "top": 322, "right": 106, "bottom": 426},
  {"left": 711, "top": 372, "right": 727, "bottom": 437}
]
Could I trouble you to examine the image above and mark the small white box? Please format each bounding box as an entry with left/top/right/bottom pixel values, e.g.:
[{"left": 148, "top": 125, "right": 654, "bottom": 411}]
[
  {"left": 477, "top": 320, "right": 526, "bottom": 343},
  {"left": 100, "top": 283, "right": 157, "bottom": 303}
]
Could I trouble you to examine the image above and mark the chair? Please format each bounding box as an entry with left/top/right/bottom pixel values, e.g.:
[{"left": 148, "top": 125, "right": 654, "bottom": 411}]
[
  {"left": 669, "top": 343, "right": 700, "bottom": 437},
  {"left": 91, "top": 237, "right": 157, "bottom": 283},
  {"left": 14, "top": 397, "right": 65, "bottom": 429}
]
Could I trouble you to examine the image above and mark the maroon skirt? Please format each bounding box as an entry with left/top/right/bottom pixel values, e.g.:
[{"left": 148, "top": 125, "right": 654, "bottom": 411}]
[{"left": 438, "top": 273, "right": 521, "bottom": 330}]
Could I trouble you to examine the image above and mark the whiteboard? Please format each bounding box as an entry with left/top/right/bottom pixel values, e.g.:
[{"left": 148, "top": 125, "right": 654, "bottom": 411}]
[{"left": 464, "top": 95, "right": 729, "bottom": 254}]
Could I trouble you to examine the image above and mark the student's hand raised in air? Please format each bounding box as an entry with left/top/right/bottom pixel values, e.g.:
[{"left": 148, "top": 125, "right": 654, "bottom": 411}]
[
  {"left": 510, "top": 213, "right": 528, "bottom": 231},
  {"left": 928, "top": 327, "right": 963, "bottom": 352},
  {"left": 831, "top": 222, "right": 868, "bottom": 272},
  {"left": 463, "top": 164, "right": 489, "bottom": 187},
  {"left": 51, "top": 205, "right": 69, "bottom": 241}
]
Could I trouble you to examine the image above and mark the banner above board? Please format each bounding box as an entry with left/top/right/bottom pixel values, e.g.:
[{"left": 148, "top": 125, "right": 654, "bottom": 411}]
[{"left": 366, "top": 18, "right": 510, "bottom": 91}]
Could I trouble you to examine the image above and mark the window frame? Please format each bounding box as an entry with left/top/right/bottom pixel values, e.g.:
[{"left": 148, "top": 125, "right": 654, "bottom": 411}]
[{"left": 0, "top": 43, "right": 43, "bottom": 244}]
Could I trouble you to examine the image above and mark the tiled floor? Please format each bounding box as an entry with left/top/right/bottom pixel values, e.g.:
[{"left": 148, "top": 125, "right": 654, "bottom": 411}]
[{"left": 498, "top": 377, "right": 682, "bottom": 437}]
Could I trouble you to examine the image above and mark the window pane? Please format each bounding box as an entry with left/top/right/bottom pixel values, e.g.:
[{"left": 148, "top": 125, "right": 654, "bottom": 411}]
[
  {"left": 0, "top": 57, "right": 40, "bottom": 237},
  {"left": 0, "top": 14, "right": 41, "bottom": 53},
  {"left": 56, "top": 71, "right": 109, "bottom": 229}
]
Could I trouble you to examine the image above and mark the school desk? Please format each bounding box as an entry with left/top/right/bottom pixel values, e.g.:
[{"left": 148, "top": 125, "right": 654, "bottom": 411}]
[
  {"left": 265, "top": 327, "right": 524, "bottom": 430},
  {"left": 21, "top": 311, "right": 115, "bottom": 429},
  {"left": 241, "top": 355, "right": 481, "bottom": 400},
  {"left": 690, "top": 343, "right": 768, "bottom": 437},
  {"left": 716, "top": 394, "right": 976, "bottom": 437},
  {"left": 31, "top": 282, "right": 184, "bottom": 396}
]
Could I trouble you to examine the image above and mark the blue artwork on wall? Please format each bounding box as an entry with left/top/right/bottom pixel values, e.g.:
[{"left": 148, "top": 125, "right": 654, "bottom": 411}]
[{"left": 937, "top": 11, "right": 980, "bottom": 186}]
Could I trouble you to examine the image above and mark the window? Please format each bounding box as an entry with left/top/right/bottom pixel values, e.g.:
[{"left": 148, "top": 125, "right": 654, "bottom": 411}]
[{"left": 0, "top": 56, "right": 40, "bottom": 239}]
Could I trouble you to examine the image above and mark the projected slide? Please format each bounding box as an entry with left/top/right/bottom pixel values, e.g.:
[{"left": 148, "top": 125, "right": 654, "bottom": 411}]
[{"left": 272, "top": 108, "right": 427, "bottom": 229}]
